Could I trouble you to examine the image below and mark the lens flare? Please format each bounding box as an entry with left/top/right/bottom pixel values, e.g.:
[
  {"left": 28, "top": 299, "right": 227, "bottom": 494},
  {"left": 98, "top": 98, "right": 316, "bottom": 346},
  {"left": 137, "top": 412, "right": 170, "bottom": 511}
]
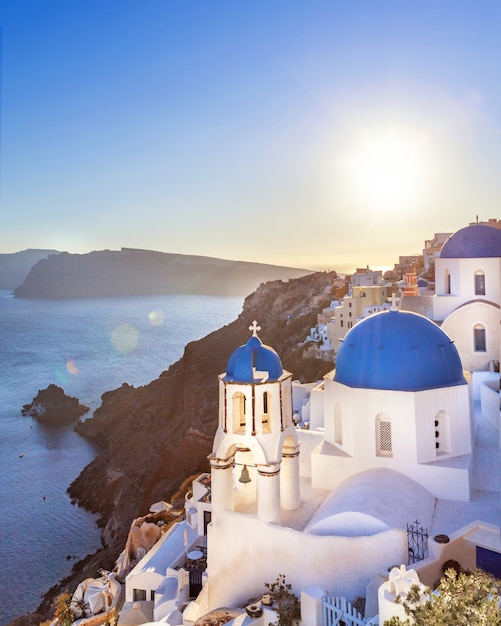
[
  {"left": 66, "top": 359, "right": 79, "bottom": 375},
  {"left": 149, "top": 309, "right": 165, "bottom": 326},
  {"left": 111, "top": 324, "right": 140, "bottom": 353}
]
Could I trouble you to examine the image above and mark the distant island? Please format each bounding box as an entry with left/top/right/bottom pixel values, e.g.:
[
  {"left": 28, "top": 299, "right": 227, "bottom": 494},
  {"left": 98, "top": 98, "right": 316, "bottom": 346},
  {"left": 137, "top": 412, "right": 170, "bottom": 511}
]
[
  {"left": 13, "top": 248, "right": 312, "bottom": 299},
  {"left": 0, "top": 249, "right": 59, "bottom": 289}
]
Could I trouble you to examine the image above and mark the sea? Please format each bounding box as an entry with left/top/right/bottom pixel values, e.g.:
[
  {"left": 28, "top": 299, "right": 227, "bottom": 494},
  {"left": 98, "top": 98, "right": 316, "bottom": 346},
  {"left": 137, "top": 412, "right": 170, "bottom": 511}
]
[{"left": 0, "top": 290, "right": 243, "bottom": 625}]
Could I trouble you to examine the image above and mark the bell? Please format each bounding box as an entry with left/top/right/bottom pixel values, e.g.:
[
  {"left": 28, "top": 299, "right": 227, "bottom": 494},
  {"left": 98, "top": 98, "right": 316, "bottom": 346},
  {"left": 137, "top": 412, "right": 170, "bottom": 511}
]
[{"left": 239, "top": 464, "right": 251, "bottom": 484}]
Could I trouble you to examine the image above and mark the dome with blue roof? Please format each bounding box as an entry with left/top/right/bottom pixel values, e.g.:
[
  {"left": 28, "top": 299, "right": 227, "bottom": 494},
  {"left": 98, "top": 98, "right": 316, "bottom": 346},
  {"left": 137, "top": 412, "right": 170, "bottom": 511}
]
[
  {"left": 334, "top": 310, "right": 466, "bottom": 392},
  {"left": 440, "top": 224, "right": 501, "bottom": 258},
  {"left": 224, "top": 322, "right": 283, "bottom": 383}
]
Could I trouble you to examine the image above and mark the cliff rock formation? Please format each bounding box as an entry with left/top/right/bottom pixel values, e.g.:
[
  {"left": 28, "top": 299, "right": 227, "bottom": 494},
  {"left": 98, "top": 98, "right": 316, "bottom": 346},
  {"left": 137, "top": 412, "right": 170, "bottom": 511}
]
[
  {"left": 22, "top": 384, "right": 90, "bottom": 422},
  {"left": 14, "top": 248, "right": 311, "bottom": 298},
  {"left": 16, "top": 271, "right": 337, "bottom": 625},
  {"left": 69, "top": 270, "right": 337, "bottom": 549}
]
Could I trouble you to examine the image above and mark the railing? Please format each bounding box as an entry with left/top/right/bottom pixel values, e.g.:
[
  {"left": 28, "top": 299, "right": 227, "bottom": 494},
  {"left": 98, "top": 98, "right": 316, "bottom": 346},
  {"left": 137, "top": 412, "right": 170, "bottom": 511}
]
[{"left": 407, "top": 519, "right": 429, "bottom": 564}]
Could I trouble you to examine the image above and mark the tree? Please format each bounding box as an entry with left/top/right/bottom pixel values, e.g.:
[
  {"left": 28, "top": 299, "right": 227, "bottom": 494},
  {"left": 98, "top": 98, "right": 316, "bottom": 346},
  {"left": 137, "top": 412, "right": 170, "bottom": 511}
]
[
  {"left": 265, "top": 574, "right": 301, "bottom": 626},
  {"left": 384, "top": 568, "right": 501, "bottom": 626}
]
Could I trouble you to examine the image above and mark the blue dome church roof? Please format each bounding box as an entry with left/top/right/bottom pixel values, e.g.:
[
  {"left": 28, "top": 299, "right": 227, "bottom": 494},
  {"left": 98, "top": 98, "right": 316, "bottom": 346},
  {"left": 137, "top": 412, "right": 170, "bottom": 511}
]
[
  {"left": 334, "top": 310, "right": 466, "bottom": 392},
  {"left": 224, "top": 324, "right": 283, "bottom": 383},
  {"left": 440, "top": 224, "right": 501, "bottom": 258}
]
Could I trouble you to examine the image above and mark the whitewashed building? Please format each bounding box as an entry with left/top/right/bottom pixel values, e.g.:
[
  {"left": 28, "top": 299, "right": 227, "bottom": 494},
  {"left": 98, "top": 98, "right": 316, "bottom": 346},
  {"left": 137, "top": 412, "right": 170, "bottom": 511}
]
[
  {"left": 433, "top": 223, "right": 501, "bottom": 373},
  {"left": 311, "top": 309, "right": 473, "bottom": 501}
]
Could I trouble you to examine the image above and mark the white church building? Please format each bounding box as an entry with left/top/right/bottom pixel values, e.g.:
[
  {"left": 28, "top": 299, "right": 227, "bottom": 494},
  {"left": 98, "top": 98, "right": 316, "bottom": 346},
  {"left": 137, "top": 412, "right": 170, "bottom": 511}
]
[
  {"left": 121, "top": 222, "right": 501, "bottom": 625},
  {"left": 433, "top": 222, "right": 501, "bottom": 373},
  {"left": 198, "top": 307, "right": 484, "bottom": 614}
]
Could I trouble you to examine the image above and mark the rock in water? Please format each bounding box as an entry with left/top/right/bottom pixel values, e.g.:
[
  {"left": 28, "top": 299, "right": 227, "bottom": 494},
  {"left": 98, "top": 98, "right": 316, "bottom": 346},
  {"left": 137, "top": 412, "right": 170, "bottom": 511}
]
[{"left": 22, "top": 384, "right": 89, "bottom": 423}]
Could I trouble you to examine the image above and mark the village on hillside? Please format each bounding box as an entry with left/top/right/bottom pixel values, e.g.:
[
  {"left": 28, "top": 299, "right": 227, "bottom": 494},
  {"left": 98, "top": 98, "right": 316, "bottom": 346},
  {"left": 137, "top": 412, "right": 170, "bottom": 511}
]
[{"left": 51, "top": 219, "right": 501, "bottom": 626}]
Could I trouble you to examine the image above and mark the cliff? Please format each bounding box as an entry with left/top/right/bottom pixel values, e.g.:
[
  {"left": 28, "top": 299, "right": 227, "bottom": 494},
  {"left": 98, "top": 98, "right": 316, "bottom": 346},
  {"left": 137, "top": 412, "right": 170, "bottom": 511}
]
[
  {"left": 14, "top": 248, "right": 311, "bottom": 298},
  {"left": 0, "top": 249, "right": 59, "bottom": 289},
  {"left": 68, "top": 271, "right": 337, "bottom": 548},
  {"left": 16, "top": 271, "right": 337, "bottom": 625}
]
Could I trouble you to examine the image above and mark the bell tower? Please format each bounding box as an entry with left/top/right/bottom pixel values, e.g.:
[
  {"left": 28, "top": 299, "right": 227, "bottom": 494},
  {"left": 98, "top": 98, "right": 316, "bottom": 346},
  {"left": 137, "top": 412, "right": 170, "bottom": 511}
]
[{"left": 209, "top": 321, "right": 300, "bottom": 524}]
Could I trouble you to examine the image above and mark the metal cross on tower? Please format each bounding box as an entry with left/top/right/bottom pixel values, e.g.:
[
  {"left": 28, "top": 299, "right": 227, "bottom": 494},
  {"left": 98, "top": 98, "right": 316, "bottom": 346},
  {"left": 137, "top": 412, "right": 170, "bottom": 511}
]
[{"left": 249, "top": 320, "right": 261, "bottom": 337}]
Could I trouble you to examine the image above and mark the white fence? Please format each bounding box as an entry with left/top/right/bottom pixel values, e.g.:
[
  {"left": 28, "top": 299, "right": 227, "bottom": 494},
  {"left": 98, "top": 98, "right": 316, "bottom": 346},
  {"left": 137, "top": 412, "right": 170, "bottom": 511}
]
[{"left": 322, "top": 596, "right": 365, "bottom": 626}]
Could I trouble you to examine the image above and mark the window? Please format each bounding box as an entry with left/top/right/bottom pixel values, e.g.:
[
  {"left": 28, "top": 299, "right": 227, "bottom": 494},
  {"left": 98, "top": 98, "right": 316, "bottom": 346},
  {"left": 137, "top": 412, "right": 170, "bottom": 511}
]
[
  {"left": 376, "top": 414, "right": 392, "bottom": 457},
  {"left": 262, "top": 391, "right": 271, "bottom": 432},
  {"left": 444, "top": 270, "right": 451, "bottom": 295},
  {"left": 474, "top": 324, "right": 486, "bottom": 352},
  {"left": 474, "top": 271, "right": 485, "bottom": 296},
  {"left": 232, "top": 392, "right": 246, "bottom": 432},
  {"left": 133, "top": 589, "right": 147, "bottom": 602},
  {"left": 340, "top": 320, "right": 344, "bottom": 328}
]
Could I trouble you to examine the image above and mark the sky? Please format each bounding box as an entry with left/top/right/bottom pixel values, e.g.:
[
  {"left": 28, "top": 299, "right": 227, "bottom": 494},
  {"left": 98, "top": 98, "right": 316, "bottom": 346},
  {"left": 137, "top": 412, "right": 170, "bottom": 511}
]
[{"left": 0, "top": 1, "right": 500, "bottom": 273}]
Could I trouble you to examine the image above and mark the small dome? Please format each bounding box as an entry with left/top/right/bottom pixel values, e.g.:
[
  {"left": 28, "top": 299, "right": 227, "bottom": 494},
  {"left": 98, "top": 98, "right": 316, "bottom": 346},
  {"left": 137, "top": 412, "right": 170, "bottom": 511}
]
[
  {"left": 304, "top": 469, "right": 435, "bottom": 537},
  {"left": 440, "top": 224, "right": 501, "bottom": 258},
  {"left": 225, "top": 335, "right": 283, "bottom": 383},
  {"left": 334, "top": 310, "right": 466, "bottom": 391}
]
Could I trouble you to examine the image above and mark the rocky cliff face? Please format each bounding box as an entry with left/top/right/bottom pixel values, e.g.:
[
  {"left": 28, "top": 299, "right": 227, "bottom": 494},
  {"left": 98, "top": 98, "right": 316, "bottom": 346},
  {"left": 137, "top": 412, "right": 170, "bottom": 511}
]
[
  {"left": 14, "top": 248, "right": 311, "bottom": 298},
  {"left": 69, "top": 271, "right": 337, "bottom": 549},
  {"left": 17, "top": 271, "right": 337, "bottom": 625}
]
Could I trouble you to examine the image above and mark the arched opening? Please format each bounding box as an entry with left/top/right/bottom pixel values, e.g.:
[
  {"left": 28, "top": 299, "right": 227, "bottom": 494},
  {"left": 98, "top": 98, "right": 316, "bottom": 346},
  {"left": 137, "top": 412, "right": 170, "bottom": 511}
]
[
  {"left": 262, "top": 391, "right": 271, "bottom": 433},
  {"left": 376, "top": 413, "right": 393, "bottom": 458},
  {"left": 474, "top": 270, "right": 486, "bottom": 296},
  {"left": 233, "top": 446, "right": 258, "bottom": 512},
  {"left": 444, "top": 269, "right": 451, "bottom": 295},
  {"left": 474, "top": 324, "right": 486, "bottom": 352},
  {"left": 232, "top": 392, "right": 246, "bottom": 433}
]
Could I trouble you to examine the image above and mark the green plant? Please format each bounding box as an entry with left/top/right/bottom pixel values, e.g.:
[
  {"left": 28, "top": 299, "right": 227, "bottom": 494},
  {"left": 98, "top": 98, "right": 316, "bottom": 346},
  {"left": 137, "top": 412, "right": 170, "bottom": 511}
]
[
  {"left": 265, "top": 574, "right": 300, "bottom": 626},
  {"left": 383, "top": 568, "right": 501, "bottom": 626}
]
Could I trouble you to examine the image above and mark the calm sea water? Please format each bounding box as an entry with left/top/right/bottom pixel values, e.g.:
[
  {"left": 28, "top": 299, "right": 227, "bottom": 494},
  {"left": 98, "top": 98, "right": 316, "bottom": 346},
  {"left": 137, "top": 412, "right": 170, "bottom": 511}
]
[{"left": 0, "top": 291, "right": 242, "bottom": 625}]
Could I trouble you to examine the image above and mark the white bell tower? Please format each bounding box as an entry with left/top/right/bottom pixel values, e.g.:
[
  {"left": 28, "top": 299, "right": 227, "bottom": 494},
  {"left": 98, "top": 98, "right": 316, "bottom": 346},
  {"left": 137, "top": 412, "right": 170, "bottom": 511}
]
[{"left": 209, "top": 321, "right": 300, "bottom": 524}]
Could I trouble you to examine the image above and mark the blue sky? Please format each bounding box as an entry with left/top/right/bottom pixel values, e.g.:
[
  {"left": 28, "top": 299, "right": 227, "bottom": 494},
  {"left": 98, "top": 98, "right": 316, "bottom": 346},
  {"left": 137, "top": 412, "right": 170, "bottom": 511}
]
[{"left": 1, "top": 1, "right": 500, "bottom": 272}]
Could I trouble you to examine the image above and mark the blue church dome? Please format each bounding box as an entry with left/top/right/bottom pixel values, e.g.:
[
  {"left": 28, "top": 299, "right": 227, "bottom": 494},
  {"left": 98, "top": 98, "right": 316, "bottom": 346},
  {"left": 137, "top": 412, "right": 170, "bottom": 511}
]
[
  {"left": 225, "top": 334, "right": 283, "bottom": 383},
  {"left": 334, "top": 310, "right": 466, "bottom": 392},
  {"left": 440, "top": 224, "right": 501, "bottom": 258}
]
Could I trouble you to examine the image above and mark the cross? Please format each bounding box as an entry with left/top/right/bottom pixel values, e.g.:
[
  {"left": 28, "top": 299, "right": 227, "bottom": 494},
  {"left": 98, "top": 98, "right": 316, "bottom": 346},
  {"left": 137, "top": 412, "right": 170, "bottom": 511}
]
[
  {"left": 391, "top": 292, "right": 399, "bottom": 311},
  {"left": 249, "top": 320, "right": 261, "bottom": 337}
]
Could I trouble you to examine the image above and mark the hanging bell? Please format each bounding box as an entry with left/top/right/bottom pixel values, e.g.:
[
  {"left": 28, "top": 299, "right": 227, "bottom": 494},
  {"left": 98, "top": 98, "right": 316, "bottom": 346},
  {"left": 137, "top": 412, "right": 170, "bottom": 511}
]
[{"left": 239, "top": 464, "right": 251, "bottom": 484}]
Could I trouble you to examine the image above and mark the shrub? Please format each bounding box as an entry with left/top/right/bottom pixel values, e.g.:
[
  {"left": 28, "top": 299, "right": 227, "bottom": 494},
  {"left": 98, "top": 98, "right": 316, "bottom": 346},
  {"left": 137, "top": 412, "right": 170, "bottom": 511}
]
[{"left": 265, "top": 574, "right": 300, "bottom": 626}]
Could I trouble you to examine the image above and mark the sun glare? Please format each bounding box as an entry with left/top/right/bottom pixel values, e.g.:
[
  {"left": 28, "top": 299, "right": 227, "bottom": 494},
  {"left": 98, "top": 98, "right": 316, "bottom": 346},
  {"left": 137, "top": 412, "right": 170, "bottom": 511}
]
[{"left": 342, "top": 128, "right": 430, "bottom": 212}]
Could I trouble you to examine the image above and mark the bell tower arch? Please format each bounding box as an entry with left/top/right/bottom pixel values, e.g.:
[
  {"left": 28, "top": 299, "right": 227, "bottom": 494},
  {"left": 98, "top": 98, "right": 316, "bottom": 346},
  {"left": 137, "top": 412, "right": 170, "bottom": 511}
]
[{"left": 209, "top": 321, "right": 300, "bottom": 524}]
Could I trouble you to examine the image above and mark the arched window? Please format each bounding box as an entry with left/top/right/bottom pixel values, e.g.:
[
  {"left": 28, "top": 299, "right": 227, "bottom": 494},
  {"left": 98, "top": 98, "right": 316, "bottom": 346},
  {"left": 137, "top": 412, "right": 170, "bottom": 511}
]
[
  {"left": 334, "top": 403, "right": 343, "bottom": 445},
  {"left": 444, "top": 270, "right": 451, "bottom": 295},
  {"left": 232, "top": 392, "right": 246, "bottom": 433},
  {"left": 376, "top": 414, "right": 393, "bottom": 457},
  {"left": 262, "top": 391, "right": 271, "bottom": 433},
  {"left": 474, "top": 270, "right": 486, "bottom": 296},
  {"left": 474, "top": 324, "right": 486, "bottom": 352}
]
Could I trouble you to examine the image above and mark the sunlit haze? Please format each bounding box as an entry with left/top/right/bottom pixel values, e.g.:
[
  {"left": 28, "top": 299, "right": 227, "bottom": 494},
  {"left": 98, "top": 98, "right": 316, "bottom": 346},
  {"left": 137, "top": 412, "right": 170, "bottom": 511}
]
[{"left": 1, "top": 1, "right": 500, "bottom": 273}]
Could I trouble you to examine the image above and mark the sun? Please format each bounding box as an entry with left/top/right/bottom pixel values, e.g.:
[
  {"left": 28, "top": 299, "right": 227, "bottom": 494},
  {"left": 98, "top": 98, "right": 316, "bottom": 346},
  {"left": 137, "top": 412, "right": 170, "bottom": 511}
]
[{"left": 342, "top": 127, "right": 430, "bottom": 212}]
